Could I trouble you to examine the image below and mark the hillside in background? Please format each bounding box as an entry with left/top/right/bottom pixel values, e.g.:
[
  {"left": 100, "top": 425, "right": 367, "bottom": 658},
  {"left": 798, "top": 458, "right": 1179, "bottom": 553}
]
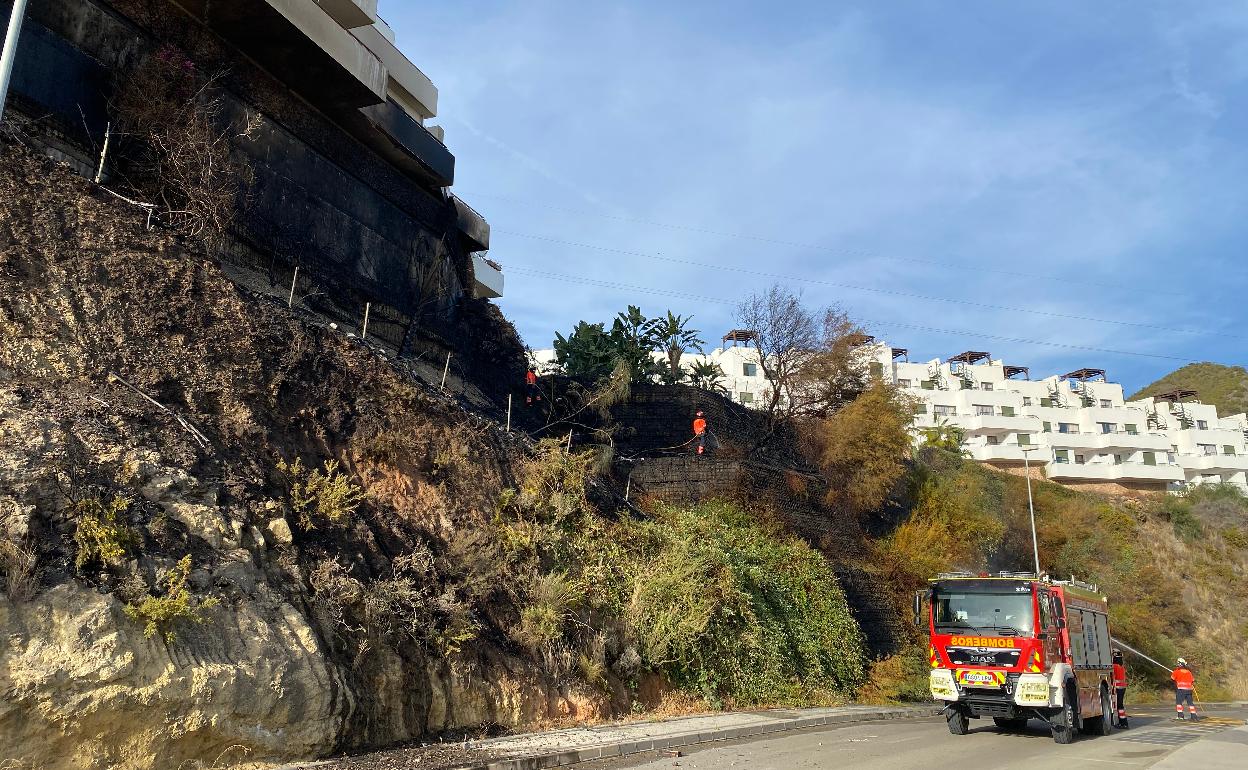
[{"left": 1130, "top": 362, "right": 1248, "bottom": 417}]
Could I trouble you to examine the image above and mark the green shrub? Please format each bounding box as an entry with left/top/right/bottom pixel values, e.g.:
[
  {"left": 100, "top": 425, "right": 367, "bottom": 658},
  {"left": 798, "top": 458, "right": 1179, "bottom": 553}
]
[
  {"left": 516, "top": 571, "right": 582, "bottom": 651},
  {"left": 125, "top": 556, "right": 219, "bottom": 642},
  {"left": 72, "top": 495, "right": 138, "bottom": 571},
  {"left": 277, "top": 457, "right": 363, "bottom": 530},
  {"left": 619, "top": 502, "right": 867, "bottom": 706}
]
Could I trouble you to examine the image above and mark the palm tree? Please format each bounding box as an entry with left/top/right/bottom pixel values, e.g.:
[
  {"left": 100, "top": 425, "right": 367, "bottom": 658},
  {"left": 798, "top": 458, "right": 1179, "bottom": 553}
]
[
  {"left": 688, "top": 360, "right": 728, "bottom": 394},
  {"left": 651, "top": 311, "right": 705, "bottom": 385}
]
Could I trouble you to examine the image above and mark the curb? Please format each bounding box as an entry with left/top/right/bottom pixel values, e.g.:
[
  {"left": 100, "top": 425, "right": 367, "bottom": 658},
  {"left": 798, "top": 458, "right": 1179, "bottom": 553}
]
[{"left": 473, "top": 706, "right": 941, "bottom": 770}]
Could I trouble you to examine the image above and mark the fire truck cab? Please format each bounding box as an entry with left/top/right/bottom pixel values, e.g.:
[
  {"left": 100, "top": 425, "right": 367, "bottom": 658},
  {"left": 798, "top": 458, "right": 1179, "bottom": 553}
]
[{"left": 918, "top": 572, "right": 1117, "bottom": 743}]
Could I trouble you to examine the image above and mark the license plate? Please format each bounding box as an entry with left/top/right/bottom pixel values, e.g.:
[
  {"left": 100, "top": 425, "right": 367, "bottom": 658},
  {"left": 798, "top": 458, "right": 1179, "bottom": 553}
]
[{"left": 956, "top": 669, "right": 1006, "bottom": 688}]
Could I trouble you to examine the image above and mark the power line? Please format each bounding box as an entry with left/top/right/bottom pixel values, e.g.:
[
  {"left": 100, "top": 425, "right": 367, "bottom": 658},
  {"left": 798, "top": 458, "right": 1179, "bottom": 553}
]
[
  {"left": 505, "top": 266, "right": 1196, "bottom": 362},
  {"left": 468, "top": 190, "right": 1179, "bottom": 294},
  {"left": 499, "top": 230, "right": 1230, "bottom": 340}
]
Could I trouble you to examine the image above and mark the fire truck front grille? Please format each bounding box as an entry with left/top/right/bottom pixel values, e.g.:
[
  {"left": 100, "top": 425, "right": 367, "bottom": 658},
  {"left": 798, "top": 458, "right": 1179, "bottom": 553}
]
[
  {"left": 965, "top": 698, "right": 1016, "bottom": 718},
  {"left": 945, "top": 648, "right": 1021, "bottom": 667}
]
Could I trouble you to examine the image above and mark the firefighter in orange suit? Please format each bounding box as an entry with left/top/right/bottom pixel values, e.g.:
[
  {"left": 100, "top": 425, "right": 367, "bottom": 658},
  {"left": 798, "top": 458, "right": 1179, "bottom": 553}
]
[
  {"left": 1112, "top": 650, "right": 1129, "bottom": 728},
  {"left": 1172, "top": 658, "right": 1197, "bottom": 721},
  {"left": 525, "top": 367, "right": 541, "bottom": 406},
  {"left": 692, "top": 411, "right": 707, "bottom": 455}
]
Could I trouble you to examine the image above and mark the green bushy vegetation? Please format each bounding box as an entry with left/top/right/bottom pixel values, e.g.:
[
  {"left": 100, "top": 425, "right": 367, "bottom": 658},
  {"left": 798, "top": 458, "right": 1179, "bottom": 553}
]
[
  {"left": 72, "top": 495, "right": 138, "bottom": 571},
  {"left": 277, "top": 457, "right": 364, "bottom": 530},
  {"left": 492, "top": 439, "right": 867, "bottom": 708},
  {"left": 876, "top": 449, "right": 1248, "bottom": 699},
  {"left": 124, "top": 556, "right": 219, "bottom": 642}
]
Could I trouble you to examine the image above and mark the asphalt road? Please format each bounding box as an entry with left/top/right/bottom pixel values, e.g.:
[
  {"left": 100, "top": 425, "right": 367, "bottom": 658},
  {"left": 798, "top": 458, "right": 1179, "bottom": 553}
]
[{"left": 586, "top": 704, "right": 1248, "bottom": 770}]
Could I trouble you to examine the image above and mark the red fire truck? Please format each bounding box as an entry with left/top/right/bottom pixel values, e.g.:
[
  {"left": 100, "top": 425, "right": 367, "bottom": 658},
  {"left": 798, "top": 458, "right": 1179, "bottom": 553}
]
[{"left": 917, "top": 572, "right": 1118, "bottom": 743}]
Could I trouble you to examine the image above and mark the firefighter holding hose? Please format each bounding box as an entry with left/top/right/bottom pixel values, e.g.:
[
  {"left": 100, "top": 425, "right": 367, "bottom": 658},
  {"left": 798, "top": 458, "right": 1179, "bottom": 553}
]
[{"left": 1172, "top": 658, "right": 1198, "bottom": 721}]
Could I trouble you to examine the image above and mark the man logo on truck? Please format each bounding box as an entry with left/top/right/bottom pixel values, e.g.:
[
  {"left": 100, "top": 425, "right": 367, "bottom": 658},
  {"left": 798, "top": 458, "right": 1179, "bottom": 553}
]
[{"left": 916, "top": 572, "right": 1120, "bottom": 744}]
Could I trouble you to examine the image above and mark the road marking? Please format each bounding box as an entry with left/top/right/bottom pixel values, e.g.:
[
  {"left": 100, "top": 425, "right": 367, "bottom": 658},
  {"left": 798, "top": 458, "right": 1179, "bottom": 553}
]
[
  {"left": 885, "top": 736, "right": 923, "bottom": 745},
  {"left": 1071, "top": 758, "right": 1146, "bottom": 765}
]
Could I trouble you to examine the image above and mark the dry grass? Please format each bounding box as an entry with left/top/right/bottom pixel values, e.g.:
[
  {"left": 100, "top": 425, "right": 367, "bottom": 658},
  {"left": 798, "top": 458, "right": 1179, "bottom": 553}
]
[{"left": 0, "top": 539, "right": 38, "bottom": 601}]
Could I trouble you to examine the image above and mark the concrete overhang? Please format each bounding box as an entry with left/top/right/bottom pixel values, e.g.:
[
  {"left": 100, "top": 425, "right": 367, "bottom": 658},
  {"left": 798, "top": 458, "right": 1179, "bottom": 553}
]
[
  {"left": 314, "top": 0, "right": 377, "bottom": 29},
  {"left": 192, "top": 0, "right": 387, "bottom": 111},
  {"left": 351, "top": 23, "right": 438, "bottom": 120},
  {"left": 453, "top": 196, "right": 490, "bottom": 252},
  {"left": 472, "top": 256, "right": 504, "bottom": 299}
]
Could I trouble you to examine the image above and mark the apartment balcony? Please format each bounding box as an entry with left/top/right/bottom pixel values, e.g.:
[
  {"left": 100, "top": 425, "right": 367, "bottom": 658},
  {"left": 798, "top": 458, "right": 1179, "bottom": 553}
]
[
  {"left": 453, "top": 196, "right": 491, "bottom": 252},
  {"left": 1046, "top": 461, "right": 1184, "bottom": 483},
  {"left": 967, "top": 444, "right": 1045, "bottom": 463},
  {"left": 1094, "top": 431, "right": 1172, "bottom": 451},
  {"left": 471, "top": 256, "right": 504, "bottom": 299},
  {"left": 315, "top": 0, "right": 378, "bottom": 29},
  {"left": 357, "top": 100, "right": 455, "bottom": 186},
  {"left": 1179, "top": 453, "right": 1248, "bottom": 473},
  {"left": 1047, "top": 431, "right": 1102, "bottom": 449},
  {"left": 959, "top": 414, "right": 1040, "bottom": 435},
  {"left": 189, "top": 0, "right": 387, "bottom": 110}
]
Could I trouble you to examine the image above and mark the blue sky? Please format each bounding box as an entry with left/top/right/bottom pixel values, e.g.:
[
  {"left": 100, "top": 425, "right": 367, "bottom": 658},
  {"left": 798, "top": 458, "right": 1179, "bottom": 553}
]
[{"left": 387, "top": 1, "right": 1248, "bottom": 392}]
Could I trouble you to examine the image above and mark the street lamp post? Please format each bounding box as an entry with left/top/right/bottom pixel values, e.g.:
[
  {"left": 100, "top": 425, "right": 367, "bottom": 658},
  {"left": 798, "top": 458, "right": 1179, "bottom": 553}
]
[
  {"left": 0, "top": 0, "right": 30, "bottom": 123},
  {"left": 1022, "top": 446, "right": 1041, "bottom": 576}
]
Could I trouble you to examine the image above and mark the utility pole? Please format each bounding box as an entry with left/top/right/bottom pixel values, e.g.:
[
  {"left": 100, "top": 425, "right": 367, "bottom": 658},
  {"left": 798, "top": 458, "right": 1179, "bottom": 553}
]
[
  {"left": 0, "top": 0, "right": 30, "bottom": 123},
  {"left": 1022, "top": 446, "right": 1041, "bottom": 576}
]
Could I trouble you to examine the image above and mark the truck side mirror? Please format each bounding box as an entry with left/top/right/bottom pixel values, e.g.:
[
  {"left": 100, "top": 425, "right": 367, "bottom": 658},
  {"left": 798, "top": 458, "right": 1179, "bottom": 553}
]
[{"left": 913, "top": 590, "right": 924, "bottom": 627}]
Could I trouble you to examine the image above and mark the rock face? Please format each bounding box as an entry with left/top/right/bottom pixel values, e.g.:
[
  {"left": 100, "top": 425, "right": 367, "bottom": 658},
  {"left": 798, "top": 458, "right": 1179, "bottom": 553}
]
[{"left": 0, "top": 140, "right": 606, "bottom": 768}]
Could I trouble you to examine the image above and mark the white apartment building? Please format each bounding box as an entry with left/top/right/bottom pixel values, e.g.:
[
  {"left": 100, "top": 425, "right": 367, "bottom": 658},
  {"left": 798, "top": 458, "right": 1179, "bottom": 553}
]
[
  {"left": 533, "top": 333, "right": 1248, "bottom": 494},
  {"left": 861, "top": 343, "right": 1248, "bottom": 495}
]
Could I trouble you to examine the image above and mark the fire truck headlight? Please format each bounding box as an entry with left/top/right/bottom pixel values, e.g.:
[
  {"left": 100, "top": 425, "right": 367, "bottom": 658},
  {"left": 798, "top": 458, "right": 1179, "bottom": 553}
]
[
  {"left": 929, "top": 669, "right": 958, "bottom": 701},
  {"left": 1014, "top": 674, "right": 1050, "bottom": 706}
]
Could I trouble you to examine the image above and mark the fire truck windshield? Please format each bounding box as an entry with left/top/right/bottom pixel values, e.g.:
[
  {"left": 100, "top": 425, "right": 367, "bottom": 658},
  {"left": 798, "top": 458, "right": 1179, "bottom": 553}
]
[{"left": 932, "top": 588, "right": 1035, "bottom": 637}]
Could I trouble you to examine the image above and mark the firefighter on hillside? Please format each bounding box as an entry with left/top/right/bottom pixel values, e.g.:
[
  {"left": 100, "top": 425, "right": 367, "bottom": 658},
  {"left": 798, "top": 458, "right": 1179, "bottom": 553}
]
[
  {"left": 525, "top": 367, "right": 542, "bottom": 406},
  {"left": 1112, "top": 649, "right": 1129, "bottom": 728},
  {"left": 1172, "top": 658, "right": 1198, "bottom": 721},
  {"left": 692, "top": 410, "right": 707, "bottom": 455}
]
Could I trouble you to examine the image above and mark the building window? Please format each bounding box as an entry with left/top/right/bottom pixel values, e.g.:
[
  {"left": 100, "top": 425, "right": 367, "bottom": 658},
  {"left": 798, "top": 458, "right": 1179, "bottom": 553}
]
[
  {"left": 1167, "top": 451, "right": 1176, "bottom": 465},
  {"left": 913, "top": 403, "right": 927, "bottom": 415},
  {"left": 987, "top": 435, "right": 1000, "bottom": 445},
  {"left": 974, "top": 405, "right": 994, "bottom": 416},
  {"left": 1143, "top": 451, "right": 1157, "bottom": 466},
  {"left": 869, "top": 361, "right": 884, "bottom": 376},
  {"left": 934, "top": 404, "right": 956, "bottom": 417},
  {"left": 1098, "top": 422, "right": 1115, "bottom": 434},
  {"left": 1124, "top": 424, "right": 1138, "bottom": 435},
  {"left": 1114, "top": 454, "right": 1124, "bottom": 465},
  {"left": 921, "top": 380, "right": 935, "bottom": 390},
  {"left": 898, "top": 379, "right": 911, "bottom": 388},
  {"left": 1040, "top": 397, "right": 1053, "bottom": 407},
  {"left": 981, "top": 382, "right": 994, "bottom": 391},
  {"left": 739, "top": 392, "right": 754, "bottom": 404},
  {"left": 1054, "top": 450, "right": 1070, "bottom": 464},
  {"left": 1058, "top": 423, "right": 1079, "bottom": 434},
  {"left": 1023, "top": 397, "right": 1033, "bottom": 406},
  {"left": 1000, "top": 406, "right": 1016, "bottom": 417},
  {"left": 1075, "top": 454, "right": 1086, "bottom": 465},
  {"left": 1198, "top": 444, "right": 1216, "bottom": 456},
  {"left": 1042, "top": 421, "right": 1052, "bottom": 433},
  {"left": 1018, "top": 434, "right": 1031, "bottom": 446},
  {"left": 743, "top": 363, "right": 758, "bottom": 377},
  {"left": 1224, "top": 445, "right": 1237, "bottom": 456},
  {"left": 1100, "top": 399, "right": 1112, "bottom": 408},
  {"left": 1197, "top": 420, "right": 1209, "bottom": 430}
]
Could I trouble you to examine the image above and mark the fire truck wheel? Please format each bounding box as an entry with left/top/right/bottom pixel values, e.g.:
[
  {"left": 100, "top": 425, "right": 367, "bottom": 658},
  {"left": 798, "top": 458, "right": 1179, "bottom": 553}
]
[
  {"left": 1084, "top": 685, "right": 1112, "bottom": 736},
  {"left": 993, "top": 717, "right": 1029, "bottom": 731},
  {"left": 946, "top": 707, "right": 970, "bottom": 735},
  {"left": 1051, "top": 686, "right": 1078, "bottom": 744}
]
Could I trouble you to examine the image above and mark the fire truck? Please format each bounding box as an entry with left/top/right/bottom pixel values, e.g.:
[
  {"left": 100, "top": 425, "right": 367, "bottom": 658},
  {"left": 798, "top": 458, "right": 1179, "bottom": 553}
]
[{"left": 917, "top": 572, "right": 1118, "bottom": 743}]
